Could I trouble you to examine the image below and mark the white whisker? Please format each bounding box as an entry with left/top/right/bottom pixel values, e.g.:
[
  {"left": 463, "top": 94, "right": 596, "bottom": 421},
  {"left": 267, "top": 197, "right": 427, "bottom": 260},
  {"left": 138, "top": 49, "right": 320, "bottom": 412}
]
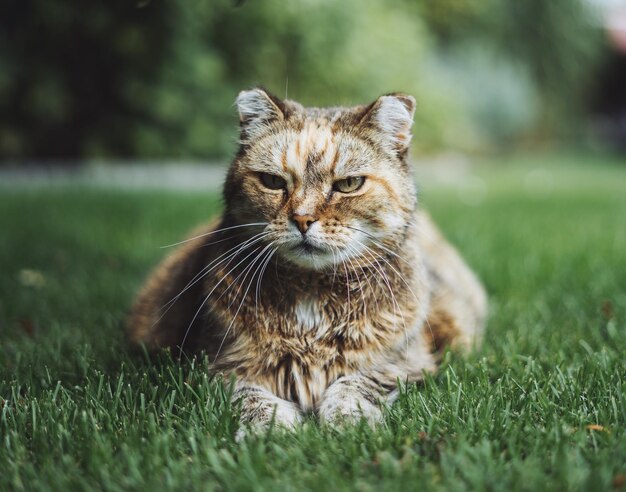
[
  {"left": 362, "top": 241, "right": 434, "bottom": 344},
  {"left": 160, "top": 222, "right": 268, "bottom": 249},
  {"left": 178, "top": 242, "right": 269, "bottom": 356},
  {"left": 343, "top": 244, "right": 368, "bottom": 325},
  {"left": 353, "top": 240, "right": 411, "bottom": 362},
  {"left": 341, "top": 257, "right": 351, "bottom": 330},
  {"left": 161, "top": 231, "right": 271, "bottom": 310},
  {"left": 214, "top": 243, "right": 276, "bottom": 362},
  {"left": 154, "top": 232, "right": 272, "bottom": 332},
  {"left": 222, "top": 242, "right": 274, "bottom": 310},
  {"left": 255, "top": 247, "right": 277, "bottom": 320}
]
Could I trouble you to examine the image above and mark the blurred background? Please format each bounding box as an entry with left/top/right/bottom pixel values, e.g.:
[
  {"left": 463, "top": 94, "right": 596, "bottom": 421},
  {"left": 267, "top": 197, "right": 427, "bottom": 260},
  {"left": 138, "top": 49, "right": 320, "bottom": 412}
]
[{"left": 1, "top": 0, "right": 626, "bottom": 165}]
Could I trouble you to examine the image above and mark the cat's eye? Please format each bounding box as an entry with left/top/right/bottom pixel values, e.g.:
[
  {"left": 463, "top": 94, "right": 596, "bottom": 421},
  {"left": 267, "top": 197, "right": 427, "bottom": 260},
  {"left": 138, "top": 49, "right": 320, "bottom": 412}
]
[
  {"left": 259, "top": 172, "right": 287, "bottom": 190},
  {"left": 333, "top": 176, "right": 365, "bottom": 193}
]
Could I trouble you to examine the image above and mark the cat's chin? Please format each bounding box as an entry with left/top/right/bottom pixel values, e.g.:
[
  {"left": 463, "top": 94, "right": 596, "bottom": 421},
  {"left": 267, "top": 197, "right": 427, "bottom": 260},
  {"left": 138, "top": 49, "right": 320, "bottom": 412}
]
[
  {"left": 277, "top": 235, "right": 370, "bottom": 271},
  {"left": 279, "top": 245, "right": 338, "bottom": 271}
]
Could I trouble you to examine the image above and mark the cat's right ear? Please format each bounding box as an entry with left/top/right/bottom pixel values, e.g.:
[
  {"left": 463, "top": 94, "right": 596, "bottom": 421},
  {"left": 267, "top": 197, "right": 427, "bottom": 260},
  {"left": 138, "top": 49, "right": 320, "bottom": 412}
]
[
  {"left": 358, "top": 93, "right": 416, "bottom": 158},
  {"left": 236, "top": 88, "right": 286, "bottom": 142}
]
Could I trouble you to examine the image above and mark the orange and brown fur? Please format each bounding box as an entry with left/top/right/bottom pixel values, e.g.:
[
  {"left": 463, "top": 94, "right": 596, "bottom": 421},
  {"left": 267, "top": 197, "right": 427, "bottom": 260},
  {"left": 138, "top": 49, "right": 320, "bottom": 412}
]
[{"left": 128, "top": 88, "right": 487, "bottom": 433}]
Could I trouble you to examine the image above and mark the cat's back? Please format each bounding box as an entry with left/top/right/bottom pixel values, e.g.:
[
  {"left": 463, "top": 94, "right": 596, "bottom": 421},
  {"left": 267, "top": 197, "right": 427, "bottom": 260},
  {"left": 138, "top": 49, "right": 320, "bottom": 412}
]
[{"left": 414, "top": 209, "right": 487, "bottom": 351}]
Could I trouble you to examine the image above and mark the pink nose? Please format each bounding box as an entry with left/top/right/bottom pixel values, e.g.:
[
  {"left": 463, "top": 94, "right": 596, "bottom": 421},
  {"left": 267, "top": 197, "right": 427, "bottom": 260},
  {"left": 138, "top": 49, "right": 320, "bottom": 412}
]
[{"left": 292, "top": 214, "right": 317, "bottom": 234}]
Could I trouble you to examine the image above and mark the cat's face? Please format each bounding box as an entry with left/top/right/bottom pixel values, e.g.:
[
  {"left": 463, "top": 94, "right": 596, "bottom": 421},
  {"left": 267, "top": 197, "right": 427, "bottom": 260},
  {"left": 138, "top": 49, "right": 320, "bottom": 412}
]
[{"left": 224, "top": 88, "right": 417, "bottom": 270}]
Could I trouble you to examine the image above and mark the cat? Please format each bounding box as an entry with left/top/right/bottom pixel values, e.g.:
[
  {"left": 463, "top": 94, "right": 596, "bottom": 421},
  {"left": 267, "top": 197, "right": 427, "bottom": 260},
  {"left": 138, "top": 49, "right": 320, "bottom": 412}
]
[{"left": 128, "top": 87, "right": 487, "bottom": 434}]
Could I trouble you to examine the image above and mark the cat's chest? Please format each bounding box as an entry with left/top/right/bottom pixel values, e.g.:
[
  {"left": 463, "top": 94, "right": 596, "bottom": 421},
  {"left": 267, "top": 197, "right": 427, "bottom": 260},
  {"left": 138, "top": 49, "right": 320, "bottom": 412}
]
[{"left": 293, "top": 295, "right": 327, "bottom": 332}]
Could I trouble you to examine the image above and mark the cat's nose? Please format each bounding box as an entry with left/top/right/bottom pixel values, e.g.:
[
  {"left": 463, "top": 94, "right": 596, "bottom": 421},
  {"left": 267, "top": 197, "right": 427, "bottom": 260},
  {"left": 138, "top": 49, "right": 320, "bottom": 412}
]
[{"left": 291, "top": 214, "right": 317, "bottom": 234}]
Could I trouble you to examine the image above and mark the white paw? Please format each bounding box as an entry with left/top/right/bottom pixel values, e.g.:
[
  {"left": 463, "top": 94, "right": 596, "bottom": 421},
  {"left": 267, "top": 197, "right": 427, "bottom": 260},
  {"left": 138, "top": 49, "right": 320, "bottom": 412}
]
[
  {"left": 235, "top": 410, "right": 301, "bottom": 441},
  {"left": 319, "top": 397, "right": 382, "bottom": 426},
  {"left": 318, "top": 376, "right": 384, "bottom": 426},
  {"left": 235, "top": 390, "right": 302, "bottom": 441}
]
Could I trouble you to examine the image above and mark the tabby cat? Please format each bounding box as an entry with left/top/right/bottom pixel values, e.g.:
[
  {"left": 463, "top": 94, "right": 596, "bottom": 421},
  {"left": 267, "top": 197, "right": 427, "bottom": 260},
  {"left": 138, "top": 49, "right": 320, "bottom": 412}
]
[{"left": 128, "top": 88, "right": 487, "bottom": 434}]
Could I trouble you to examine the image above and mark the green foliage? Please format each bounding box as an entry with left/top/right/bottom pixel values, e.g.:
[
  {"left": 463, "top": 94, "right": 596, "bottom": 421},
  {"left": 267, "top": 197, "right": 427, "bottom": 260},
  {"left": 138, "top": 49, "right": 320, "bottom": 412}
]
[
  {"left": 0, "top": 0, "right": 605, "bottom": 159},
  {"left": 419, "top": 0, "right": 604, "bottom": 134},
  {"left": 1, "top": 153, "right": 625, "bottom": 489},
  {"left": 0, "top": 0, "right": 177, "bottom": 158},
  {"left": 493, "top": 0, "right": 603, "bottom": 132}
]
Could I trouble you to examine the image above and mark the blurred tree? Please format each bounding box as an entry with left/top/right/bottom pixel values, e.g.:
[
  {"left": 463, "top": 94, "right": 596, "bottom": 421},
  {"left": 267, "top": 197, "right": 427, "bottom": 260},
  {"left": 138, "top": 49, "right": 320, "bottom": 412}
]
[
  {"left": 0, "top": 0, "right": 176, "bottom": 160},
  {"left": 0, "top": 0, "right": 606, "bottom": 162},
  {"left": 495, "top": 0, "right": 603, "bottom": 134},
  {"left": 416, "top": 0, "right": 603, "bottom": 137}
]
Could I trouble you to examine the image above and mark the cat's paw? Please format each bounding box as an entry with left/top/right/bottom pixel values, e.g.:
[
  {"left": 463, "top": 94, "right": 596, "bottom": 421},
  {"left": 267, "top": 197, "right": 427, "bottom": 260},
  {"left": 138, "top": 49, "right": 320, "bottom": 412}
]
[
  {"left": 318, "top": 396, "right": 382, "bottom": 426},
  {"left": 234, "top": 387, "right": 303, "bottom": 441},
  {"left": 235, "top": 409, "right": 302, "bottom": 441},
  {"left": 318, "top": 376, "right": 384, "bottom": 426}
]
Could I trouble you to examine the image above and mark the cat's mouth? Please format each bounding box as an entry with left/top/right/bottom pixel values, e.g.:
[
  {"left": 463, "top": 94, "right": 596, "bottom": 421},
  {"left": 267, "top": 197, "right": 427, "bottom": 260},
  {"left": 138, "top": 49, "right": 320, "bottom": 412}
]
[
  {"left": 290, "top": 241, "right": 326, "bottom": 255},
  {"left": 279, "top": 236, "right": 342, "bottom": 269}
]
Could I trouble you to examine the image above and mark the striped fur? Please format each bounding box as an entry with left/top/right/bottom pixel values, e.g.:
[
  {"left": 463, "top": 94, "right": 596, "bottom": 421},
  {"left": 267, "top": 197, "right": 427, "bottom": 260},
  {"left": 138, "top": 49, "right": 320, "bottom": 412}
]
[{"left": 128, "top": 88, "right": 487, "bottom": 433}]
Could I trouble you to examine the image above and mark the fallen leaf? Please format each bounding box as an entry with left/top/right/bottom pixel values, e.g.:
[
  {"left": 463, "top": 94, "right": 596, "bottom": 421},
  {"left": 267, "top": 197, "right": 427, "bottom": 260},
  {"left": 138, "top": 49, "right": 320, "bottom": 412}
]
[
  {"left": 602, "top": 300, "right": 614, "bottom": 320},
  {"left": 613, "top": 474, "right": 625, "bottom": 489},
  {"left": 18, "top": 269, "right": 46, "bottom": 288},
  {"left": 586, "top": 424, "right": 609, "bottom": 433},
  {"left": 19, "top": 319, "right": 35, "bottom": 337}
]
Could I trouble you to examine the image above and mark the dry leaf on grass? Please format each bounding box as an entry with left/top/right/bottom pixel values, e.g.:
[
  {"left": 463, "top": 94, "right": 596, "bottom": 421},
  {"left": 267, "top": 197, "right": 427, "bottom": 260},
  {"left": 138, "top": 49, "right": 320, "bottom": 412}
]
[
  {"left": 18, "top": 269, "right": 46, "bottom": 288},
  {"left": 585, "top": 424, "right": 609, "bottom": 433}
]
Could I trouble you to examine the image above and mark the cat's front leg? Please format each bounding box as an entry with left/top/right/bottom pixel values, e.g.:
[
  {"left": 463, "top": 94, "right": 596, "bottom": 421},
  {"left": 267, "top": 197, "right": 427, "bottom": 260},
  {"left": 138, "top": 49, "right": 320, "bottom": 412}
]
[
  {"left": 234, "top": 382, "right": 303, "bottom": 439},
  {"left": 318, "top": 374, "right": 387, "bottom": 426}
]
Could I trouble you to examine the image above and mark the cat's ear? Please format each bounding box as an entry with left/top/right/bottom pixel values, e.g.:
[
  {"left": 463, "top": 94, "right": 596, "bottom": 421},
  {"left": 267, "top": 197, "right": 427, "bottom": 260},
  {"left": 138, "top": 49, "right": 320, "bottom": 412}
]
[
  {"left": 236, "top": 88, "right": 286, "bottom": 141},
  {"left": 360, "top": 94, "right": 416, "bottom": 156}
]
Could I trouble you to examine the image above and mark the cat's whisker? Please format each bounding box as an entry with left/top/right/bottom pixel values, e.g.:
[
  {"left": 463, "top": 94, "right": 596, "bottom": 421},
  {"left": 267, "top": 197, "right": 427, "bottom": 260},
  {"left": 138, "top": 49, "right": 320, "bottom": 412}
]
[
  {"left": 340, "top": 257, "right": 352, "bottom": 331},
  {"left": 343, "top": 243, "right": 369, "bottom": 326},
  {"left": 223, "top": 242, "right": 275, "bottom": 311},
  {"left": 219, "top": 250, "right": 265, "bottom": 309},
  {"left": 329, "top": 248, "right": 336, "bottom": 287},
  {"left": 354, "top": 240, "right": 411, "bottom": 361},
  {"left": 342, "top": 239, "right": 412, "bottom": 352},
  {"left": 214, "top": 243, "right": 277, "bottom": 362},
  {"left": 346, "top": 256, "right": 367, "bottom": 328},
  {"left": 346, "top": 226, "right": 413, "bottom": 268},
  {"left": 161, "top": 231, "right": 271, "bottom": 311},
  {"left": 362, "top": 241, "right": 435, "bottom": 345},
  {"left": 339, "top": 251, "right": 362, "bottom": 331},
  {"left": 178, "top": 242, "right": 270, "bottom": 356},
  {"left": 154, "top": 232, "right": 272, "bottom": 331},
  {"left": 345, "top": 242, "right": 383, "bottom": 324},
  {"left": 255, "top": 246, "right": 277, "bottom": 321},
  {"left": 160, "top": 222, "right": 268, "bottom": 249},
  {"left": 372, "top": 259, "right": 410, "bottom": 362},
  {"left": 198, "top": 230, "right": 251, "bottom": 248},
  {"left": 357, "top": 239, "right": 433, "bottom": 359},
  {"left": 328, "top": 246, "right": 340, "bottom": 291}
]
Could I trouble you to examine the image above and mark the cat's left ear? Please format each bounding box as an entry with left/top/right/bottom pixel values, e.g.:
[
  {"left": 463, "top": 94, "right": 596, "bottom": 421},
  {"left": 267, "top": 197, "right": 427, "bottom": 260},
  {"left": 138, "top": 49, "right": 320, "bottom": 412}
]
[
  {"left": 236, "top": 88, "right": 286, "bottom": 142},
  {"left": 361, "top": 93, "right": 416, "bottom": 157}
]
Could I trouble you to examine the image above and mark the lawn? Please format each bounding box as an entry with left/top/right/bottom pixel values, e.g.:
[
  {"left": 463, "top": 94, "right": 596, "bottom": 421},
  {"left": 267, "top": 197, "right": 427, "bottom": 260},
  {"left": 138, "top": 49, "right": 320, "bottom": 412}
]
[{"left": 1, "top": 153, "right": 625, "bottom": 491}]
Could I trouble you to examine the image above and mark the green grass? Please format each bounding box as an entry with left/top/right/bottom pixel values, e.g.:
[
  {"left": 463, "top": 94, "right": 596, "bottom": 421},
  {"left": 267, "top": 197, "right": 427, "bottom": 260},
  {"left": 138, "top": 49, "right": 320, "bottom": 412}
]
[{"left": 1, "top": 153, "right": 625, "bottom": 491}]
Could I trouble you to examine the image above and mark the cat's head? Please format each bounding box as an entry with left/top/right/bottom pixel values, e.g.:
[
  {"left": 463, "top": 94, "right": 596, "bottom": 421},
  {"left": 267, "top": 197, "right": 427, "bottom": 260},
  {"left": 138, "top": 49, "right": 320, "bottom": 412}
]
[{"left": 224, "top": 87, "right": 417, "bottom": 270}]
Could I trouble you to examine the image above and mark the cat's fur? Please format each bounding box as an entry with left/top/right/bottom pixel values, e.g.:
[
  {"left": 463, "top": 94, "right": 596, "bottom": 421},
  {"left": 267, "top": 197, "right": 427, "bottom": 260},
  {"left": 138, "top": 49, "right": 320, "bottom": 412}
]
[{"left": 128, "top": 88, "right": 487, "bottom": 432}]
